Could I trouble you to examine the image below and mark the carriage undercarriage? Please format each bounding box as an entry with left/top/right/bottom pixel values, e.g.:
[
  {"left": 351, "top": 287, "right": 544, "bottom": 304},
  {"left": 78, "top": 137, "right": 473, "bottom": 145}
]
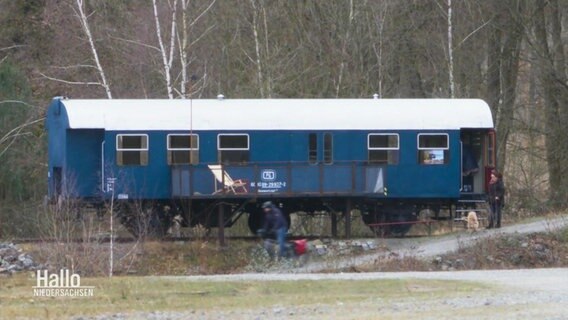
[{"left": 109, "top": 193, "right": 488, "bottom": 242}]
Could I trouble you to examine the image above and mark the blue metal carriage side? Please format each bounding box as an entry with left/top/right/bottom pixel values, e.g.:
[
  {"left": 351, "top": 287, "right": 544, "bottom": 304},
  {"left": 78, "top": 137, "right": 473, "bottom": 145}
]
[{"left": 46, "top": 97, "right": 495, "bottom": 238}]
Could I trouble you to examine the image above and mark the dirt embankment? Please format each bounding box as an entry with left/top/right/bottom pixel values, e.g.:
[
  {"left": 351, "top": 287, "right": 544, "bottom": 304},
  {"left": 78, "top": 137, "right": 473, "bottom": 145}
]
[{"left": 291, "top": 215, "right": 568, "bottom": 273}]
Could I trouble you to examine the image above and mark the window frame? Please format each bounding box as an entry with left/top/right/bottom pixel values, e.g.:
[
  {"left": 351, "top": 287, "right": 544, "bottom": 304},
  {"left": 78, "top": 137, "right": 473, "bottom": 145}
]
[
  {"left": 217, "top": 133, "right": 250, "bottom": 164},
  {"left": 367, "top": 133, "right": 400, "bottom": 165},
  {"left": 323, "top": 132, "right": 333, "bottom": 164},
  {"left": 417, "top": 133, "right": 449, "bottom": 165},
  {"left": 116, "top": 133, "right": 149, "bottom": 166},
  {"left": 308, "top": 133, "right": 318, "bottom": 164},
  {"left": 485, "top": 131, "right": 496, "bottom": 167},
  {"left": 167, "top": 133, "right": 199, "bottom": 165}
]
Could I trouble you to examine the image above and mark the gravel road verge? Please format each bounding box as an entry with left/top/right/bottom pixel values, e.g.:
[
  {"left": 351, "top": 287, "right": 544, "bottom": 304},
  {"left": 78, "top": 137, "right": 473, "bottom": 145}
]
[
  {"left": 114, "top": 268, "right": 567, "bottom": 320},
  {"left": 79, "top": 215, "right": 568, "bottom": 320}
]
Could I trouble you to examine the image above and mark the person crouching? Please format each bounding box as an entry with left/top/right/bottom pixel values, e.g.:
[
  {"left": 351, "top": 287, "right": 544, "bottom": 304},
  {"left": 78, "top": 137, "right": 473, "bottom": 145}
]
[{"left": 259, "top": 201, "right": 288, "bottom": 259}]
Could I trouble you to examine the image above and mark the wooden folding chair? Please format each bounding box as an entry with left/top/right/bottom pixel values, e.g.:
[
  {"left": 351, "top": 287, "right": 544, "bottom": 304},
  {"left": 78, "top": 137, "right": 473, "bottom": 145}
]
[{"left": 208, "top": 164, "right": 248, "bottom": 194}]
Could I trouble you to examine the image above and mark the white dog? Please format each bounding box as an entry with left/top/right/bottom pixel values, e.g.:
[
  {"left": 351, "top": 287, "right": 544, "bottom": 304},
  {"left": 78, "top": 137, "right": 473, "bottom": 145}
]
[
  {"left": 466, "top": 211, "right": 479, "bottom": 232},
  {"left": 168, "top": 214, "right": 183, "bottom": 237}
]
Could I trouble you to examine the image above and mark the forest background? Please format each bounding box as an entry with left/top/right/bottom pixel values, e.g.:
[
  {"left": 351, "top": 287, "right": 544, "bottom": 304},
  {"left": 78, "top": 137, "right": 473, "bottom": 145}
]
[{"left": 0, "top": 0, "right": 567, "bottom": 238}]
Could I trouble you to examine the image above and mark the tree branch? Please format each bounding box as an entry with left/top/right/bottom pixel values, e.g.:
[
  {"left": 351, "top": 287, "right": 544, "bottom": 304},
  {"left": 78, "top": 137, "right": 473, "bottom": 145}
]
[
  {"left": 0, "top": 117, "right": 45, "bottom": 158},
  {"left": 38, "top": 72, "right": 106, "bottom": 86},
  {"left": 74, "top": 0, "right": 113, "bottom": 99},
  {"left": 0, "top": 100, "right": 37, "bottom": 108},
  {"left": 187, "top": 0, "right": 217, "bottom": 28},
  {"left": 0, "top": 45, "right": 28, "bottom": 52},
  {"left": 108, "top": 35, "right": 161, "bottom": 52}
]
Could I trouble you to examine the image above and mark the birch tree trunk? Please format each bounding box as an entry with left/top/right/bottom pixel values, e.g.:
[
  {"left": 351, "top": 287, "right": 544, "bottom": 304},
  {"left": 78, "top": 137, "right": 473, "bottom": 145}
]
[
  {"left": 261, "top": 2, "right": 272, "bottom": 98},
  {"left": 367, "top": 2, "right": 389, "bottom": 98},
  {"left": 336, "top": 0, "right": 354, "bottom": 98},
  {"left": 74, "top": 0, "right": 112, "bottom": 99},
  {"left": 370, "top": 4, "right": 387, "bottom": 98},
  {"left": 153, "top": 0, "right": 178, "bottom": 99},
  {"left": 447, "top": 0, "right": 455, "bottom": 98},
  {"left": 180, "top": 0, "right": 189, "bottom": 99},
  {"left": 250, "top": 0, "right": 265, "bottom": 98},
  {"left": 179, "top": 0, "right": 216, "bottom": 98}
]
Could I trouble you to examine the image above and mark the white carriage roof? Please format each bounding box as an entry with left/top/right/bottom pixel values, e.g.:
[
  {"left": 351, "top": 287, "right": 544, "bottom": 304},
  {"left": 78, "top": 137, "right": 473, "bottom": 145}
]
[{"left": 58, "top": 98, "right": 493, "bottom": 131}]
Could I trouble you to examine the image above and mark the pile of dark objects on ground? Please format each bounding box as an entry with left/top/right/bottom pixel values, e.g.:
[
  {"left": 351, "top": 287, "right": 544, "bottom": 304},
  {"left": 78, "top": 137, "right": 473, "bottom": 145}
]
[{"left": 0, "top": 242, "right": 40, "bottom": 275}]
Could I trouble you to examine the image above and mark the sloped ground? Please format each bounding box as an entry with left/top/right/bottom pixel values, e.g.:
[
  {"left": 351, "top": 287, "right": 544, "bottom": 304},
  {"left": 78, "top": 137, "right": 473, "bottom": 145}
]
[
  {"left": 290, "top": 215, "right": 568, "bottom": 273},
  {"left": 350, "top": 229, "right": 568, "bottom": 273}
]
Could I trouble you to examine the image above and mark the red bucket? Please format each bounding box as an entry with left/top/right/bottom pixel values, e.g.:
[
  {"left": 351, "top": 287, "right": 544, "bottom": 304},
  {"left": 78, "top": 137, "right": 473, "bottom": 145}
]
[{"left": 293, "top": 239, "right": 308, "bottom": 255}]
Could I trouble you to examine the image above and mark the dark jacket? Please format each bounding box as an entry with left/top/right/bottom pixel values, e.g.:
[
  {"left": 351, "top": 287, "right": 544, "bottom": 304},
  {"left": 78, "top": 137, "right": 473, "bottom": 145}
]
[
  {"left": 488, "top": 179, "right": 505, "bottom": 206},
  {"left": 262, "top": 205, "right": 288, "bottom": 232}
]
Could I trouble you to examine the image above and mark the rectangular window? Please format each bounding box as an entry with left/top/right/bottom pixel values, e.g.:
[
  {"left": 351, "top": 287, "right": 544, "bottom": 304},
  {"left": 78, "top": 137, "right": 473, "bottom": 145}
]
[
  {"left": 418, "top": 133, "right": 449, "bottom": 165},
  {"left": 167, "top": 134, "right": 199, "bottom": 165},
  {"left": 308, "top": 133, "right": 317, "bottom": 164},
  {"left": 323, "top": 133, "right": 333, "bottom": 164},
  {"left": 117, "top": 134, "right": 148, "bottom": 166},
  {"left": 218, "top": 134, "right": 249, "bottom": 164},
  {"left": 485, "top": 131, "right": 495, "bottom": 167},
  {"left": 368, "top": 134, "right": 399, "bottom": 164}
]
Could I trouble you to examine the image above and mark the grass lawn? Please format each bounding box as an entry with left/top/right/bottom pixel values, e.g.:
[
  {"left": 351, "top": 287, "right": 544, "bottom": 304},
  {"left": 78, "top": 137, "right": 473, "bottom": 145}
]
[{"left": 0, "top": 272, "right": 486, "bottom": 319}]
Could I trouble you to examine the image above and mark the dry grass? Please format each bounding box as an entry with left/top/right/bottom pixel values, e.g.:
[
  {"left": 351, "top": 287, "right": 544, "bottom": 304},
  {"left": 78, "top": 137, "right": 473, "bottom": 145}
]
[
  {"left": 129, "top": 240, "right": 253, "bottom": 275},
  {"left": 22, "top": 213, "right": 568, "bottom": 276},
  {"left": 24, "top": 239, "right": 256, "bottom": 277}
]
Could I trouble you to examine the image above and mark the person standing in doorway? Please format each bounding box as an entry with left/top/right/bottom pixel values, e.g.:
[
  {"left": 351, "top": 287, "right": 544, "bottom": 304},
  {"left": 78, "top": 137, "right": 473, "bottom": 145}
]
[{"left": 488, "top": 170, "right": 505, "bottom": 228}]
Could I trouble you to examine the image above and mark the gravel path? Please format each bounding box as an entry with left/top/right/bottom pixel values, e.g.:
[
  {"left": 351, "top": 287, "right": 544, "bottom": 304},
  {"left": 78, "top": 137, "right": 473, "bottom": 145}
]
[{"left": 291, "top": 214, "right": 568, "bottom": 273}]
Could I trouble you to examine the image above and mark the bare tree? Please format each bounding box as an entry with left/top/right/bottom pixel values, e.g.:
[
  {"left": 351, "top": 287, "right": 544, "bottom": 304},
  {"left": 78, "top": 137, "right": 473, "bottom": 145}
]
[
  {"left": 249, "top": 0, "right": 266, "bottom": 98},
  {"left": 532, "top": 0, "right": 568, "bottom": 207},
  {"left": 335, "top": 0, "right": 355, "bottom": 98},
  {"left": 152, "top": 0, "right": 178, "bottom": 99},
  {"left": 485, "top": 0, "right": 525, "bottom": 173},
  {"left": 152, "top": 0, "right": 217, "bottom": 99},
  {"left": 368, "top": 2, "right": 389, "bottom": 98},
  {"left": 179, "top": 0, "right": 190, "bottom": 98},
  {"left": 178, "top": 0, "right": 217, "bottom": 98},
  {"left": 447, "top": 0, "right": 455, "bottom": 98},
  {"left": 37, "top": 1, "right": 113, "bottom": 98},
  {"left": 73, "top": 0, "right": 112, "bottom": 99},
  {"left": 0, "top": 105, "right": 43, "bottom": 158}
]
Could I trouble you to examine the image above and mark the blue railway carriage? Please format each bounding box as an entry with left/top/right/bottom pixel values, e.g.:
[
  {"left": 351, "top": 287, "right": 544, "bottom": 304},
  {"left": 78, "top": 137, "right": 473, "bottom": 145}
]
[{"left": 46, "top": 97, "right": 495, "bottom": 237}]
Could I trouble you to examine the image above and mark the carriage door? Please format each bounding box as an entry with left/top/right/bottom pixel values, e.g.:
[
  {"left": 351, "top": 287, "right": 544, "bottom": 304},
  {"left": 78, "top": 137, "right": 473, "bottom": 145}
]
[
  {"left": 308, "top": 133, "right": 334, "bottom": 192},
  {"left": 308, "top": 132, "right": 333, "bottom": 165},
  {"left": 52, "top": 167, "right": 62, "bottom": 200},
  {"left": 483, "top": 130, "right": 496, "bottom": 192},
  {"left": 460, "top": 130, "right": 483, "bottom": 194}
]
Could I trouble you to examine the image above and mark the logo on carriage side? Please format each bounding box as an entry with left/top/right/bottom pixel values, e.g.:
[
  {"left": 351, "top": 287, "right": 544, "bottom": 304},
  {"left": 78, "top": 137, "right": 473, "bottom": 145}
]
[{"left": 261, "top": 169, "right": 276, "bottom": 181}]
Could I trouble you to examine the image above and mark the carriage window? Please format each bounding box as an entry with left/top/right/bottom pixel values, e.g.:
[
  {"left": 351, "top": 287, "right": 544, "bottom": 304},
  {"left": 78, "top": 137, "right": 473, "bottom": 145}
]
[
  {"left": 418, "top": 133, "right": 449, "bottom": 165},
  {"left": 168, "top": 134, "right": 199, "bottom": 165},
  {"left": 218, "top": 134, "right": 249, "bottom": 164},
  {"left": 368, "top": 134, "right": 399, "bottom": 164},
  {"left": 116, "top": 134, "right": 148, "bottom": 166},
  {"left": 323, "top": 133, "right": 333, "bottom": 164},
  {"left": 485, "top": 131, "right": 495, "bottom": 167},
  {"left": 308, "top": 133, "right": 317, "bottom": 164}
]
